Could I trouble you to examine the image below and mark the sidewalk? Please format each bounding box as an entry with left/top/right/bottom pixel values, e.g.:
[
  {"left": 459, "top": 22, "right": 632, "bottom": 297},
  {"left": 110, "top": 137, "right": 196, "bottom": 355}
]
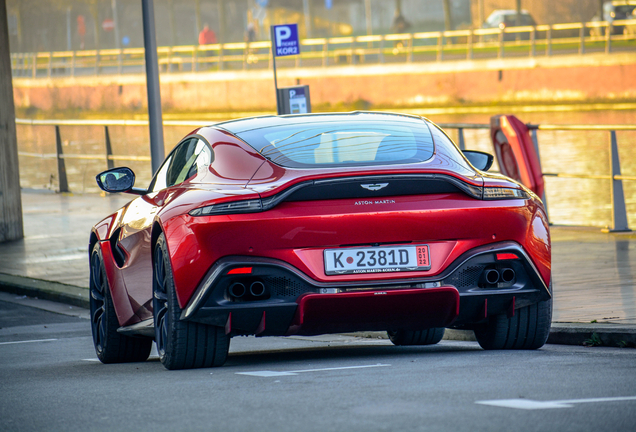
[{"left": 1, "top": 190, "right": 635, "bottom": 347}]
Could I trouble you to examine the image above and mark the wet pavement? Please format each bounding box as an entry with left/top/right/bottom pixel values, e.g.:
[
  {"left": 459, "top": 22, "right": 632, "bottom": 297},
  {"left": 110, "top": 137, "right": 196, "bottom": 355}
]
[
  {"left": 0, "top": 190, "right": 635, "bottom": 327},
  {"left": 0, "top": 189, "right": 130, "bottom": 287}
]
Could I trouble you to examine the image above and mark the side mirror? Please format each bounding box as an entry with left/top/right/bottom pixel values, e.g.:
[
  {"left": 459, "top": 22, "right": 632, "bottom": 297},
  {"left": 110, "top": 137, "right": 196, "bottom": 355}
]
[
  {"left": 96, "top": 167, "right": 145, "bottom": 195},
  {"left": 463, "top": 150, "right": 494, "bottom": 171}
]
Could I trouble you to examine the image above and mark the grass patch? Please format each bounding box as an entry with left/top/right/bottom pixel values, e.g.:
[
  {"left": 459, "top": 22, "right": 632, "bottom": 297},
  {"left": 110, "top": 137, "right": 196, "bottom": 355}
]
[{"left": 583, "top": 332, "right": 603, "bottom": 347}]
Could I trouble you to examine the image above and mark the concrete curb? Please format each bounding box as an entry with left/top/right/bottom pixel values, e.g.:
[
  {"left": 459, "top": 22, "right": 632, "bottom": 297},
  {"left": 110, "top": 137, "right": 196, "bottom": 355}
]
[
  {"left": 0, "top": 273, "right": 89, "bottom": 309},
  {"left": 548, "top": 323, "right": 636, "bottom": 348},
  {"left": 1, "top": 272, "right": 635, "bottom": 348},
  {"left": 352, "top": 326, "right": 636, "bottom": 348}
]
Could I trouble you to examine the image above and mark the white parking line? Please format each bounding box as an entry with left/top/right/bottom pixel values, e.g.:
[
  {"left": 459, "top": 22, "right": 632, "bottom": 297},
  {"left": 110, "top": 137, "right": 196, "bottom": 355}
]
[
  {"left": 476, "top": 396, "right": 636, "bottom": 410},
  {"left": 0, "top": 338, "right": 58, "bottom": 346},
  {"left": 236, "top": 363, "right": 391, "bottom": 377}
]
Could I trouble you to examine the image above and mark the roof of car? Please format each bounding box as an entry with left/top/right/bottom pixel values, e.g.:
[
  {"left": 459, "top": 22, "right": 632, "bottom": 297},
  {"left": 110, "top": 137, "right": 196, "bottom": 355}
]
[{"left": 213, "top": 111, "right": 428, "bottom": 134}]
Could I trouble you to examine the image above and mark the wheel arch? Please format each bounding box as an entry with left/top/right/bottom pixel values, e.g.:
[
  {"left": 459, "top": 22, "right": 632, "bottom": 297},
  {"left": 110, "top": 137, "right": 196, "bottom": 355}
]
[
  {"left": 151, "top": 221, "right": 164, "bottom": 260},
  {"left": 89, "top": 231, "right": 99, "bottom": 258}
]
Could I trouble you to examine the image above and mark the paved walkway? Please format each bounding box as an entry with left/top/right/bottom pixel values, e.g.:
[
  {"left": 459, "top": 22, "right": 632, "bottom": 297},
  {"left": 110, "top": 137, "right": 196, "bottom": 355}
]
[{"left": 1, "top": 190, "right": 635, "bottom": 332}]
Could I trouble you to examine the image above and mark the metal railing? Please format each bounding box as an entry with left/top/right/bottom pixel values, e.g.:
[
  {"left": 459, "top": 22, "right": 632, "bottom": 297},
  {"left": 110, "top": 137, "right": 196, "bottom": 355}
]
[
  {"left": 445, "top": 122, "right": 635, "bottom": 232},
  {"left": 15, "top": 117, "right": 635, "bottom": 231},
  {"left": 11, "top": 19, "right": 636, "bottom": 78}
]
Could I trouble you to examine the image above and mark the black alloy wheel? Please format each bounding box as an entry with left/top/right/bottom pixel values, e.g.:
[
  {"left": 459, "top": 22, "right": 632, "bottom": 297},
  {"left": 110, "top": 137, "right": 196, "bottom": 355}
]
[
  {"left": 153, "top": 233, "right": 230, "bottom": 370},
  {"left": 473, "top": 283, "right": 552, "bottom": 350},
  {"left": 153, "top": 241, "right": 169, "bottom": 359},
  {"left": 89, "top": 243, "right": 152, "bottom": 363}
]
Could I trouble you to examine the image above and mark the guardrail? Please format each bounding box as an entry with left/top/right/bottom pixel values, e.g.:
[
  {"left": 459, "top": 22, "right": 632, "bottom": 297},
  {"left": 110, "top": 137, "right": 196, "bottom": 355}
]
[
  {"left": 11, "top": 19, "right": 636, "bottom": 78},
  {"left": 15, "top": 117, "right": 635, "bottom": 231}
]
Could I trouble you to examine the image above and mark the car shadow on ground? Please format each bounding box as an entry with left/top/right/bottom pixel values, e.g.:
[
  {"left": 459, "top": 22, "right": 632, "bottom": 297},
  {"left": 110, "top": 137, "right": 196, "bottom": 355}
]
[{"left": 223, "top": 341, "right": 484, "bottom": 369}]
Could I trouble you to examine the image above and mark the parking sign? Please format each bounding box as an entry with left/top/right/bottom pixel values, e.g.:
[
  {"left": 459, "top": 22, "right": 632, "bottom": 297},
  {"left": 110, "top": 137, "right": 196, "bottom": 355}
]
[{"left": 272, "top": 24, "right": 299, "bottom": 57}]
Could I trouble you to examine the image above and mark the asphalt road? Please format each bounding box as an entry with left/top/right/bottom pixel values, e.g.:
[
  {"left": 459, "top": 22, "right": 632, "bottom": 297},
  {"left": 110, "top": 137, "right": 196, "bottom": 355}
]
[{"left": 1, "top": 296, "right": 635, "bottom": 432}]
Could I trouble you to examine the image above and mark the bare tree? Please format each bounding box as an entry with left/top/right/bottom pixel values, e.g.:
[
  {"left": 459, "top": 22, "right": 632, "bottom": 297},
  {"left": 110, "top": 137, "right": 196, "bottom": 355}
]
[{"left": 443, "top": 0, "right": 453, "bottom": 31}]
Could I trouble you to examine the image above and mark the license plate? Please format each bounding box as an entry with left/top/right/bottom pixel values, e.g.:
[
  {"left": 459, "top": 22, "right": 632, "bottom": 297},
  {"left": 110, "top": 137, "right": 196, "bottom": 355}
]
[{"left": 324, "top": 245, "right": 431, "bottom": 275}]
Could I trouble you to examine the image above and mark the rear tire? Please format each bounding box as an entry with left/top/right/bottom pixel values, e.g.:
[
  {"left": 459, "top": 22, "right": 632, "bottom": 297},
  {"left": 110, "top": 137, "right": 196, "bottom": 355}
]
[
  {"left": 388, "top": 328, "right": 445, "bottom": 346},
  {"left": 89, "top": 243, "right": 152, "bottom": 363},
  {"left": 153, "top": 233, "right": 230, "bottom": 370},
  {"left": 474, "top": 286, "right": 552, "bottom": 350}
]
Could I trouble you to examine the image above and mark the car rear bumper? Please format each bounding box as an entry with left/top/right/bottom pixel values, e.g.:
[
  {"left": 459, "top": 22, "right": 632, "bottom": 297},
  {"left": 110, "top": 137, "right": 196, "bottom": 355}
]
[{"left": 182, "top": 242, "right": 550, "bottom": 336}]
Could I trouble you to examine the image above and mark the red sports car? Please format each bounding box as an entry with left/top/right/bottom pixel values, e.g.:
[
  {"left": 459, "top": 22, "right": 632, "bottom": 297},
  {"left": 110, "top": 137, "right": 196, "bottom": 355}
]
[{"left": 89, "top": 112, "right": 552, "bottom": 370}]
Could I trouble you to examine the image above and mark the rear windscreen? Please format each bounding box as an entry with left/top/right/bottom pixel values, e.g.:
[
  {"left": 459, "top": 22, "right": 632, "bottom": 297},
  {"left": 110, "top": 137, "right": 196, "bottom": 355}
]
[{"left": 234, "top": 120, "right": 435, "bottom": 168}]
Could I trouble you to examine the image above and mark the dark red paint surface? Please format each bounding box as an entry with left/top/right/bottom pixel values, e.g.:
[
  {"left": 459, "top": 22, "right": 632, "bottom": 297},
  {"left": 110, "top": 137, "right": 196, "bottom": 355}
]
[{"left": 290, "top": 287, "right": 460, "bottom": 335}]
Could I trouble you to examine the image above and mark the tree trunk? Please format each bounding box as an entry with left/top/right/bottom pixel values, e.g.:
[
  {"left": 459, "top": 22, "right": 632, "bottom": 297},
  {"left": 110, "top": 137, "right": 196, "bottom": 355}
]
[
  {"left": 478, "top": 0, "right": 485, "bottom": 26},
  {"left": 443, "top": 0, "right": 453, "bottom": 31},
  {"left": 169, "top": 0, "right": 177, "bottom": 46},
  {"left": 195, "top": 0, "right": 201, "bottom": 39},
  {"left": 217, "top": 0, "right": 225, "bottom": 44},
  {"left": 14, "top": 2, "right": 22, "bottom": 51},
  {"left": 364, "top": 0, "right": 372, "bottom": 35},
  {"left": 91, "top": 3, "right": 100, "bottom": 49},
  {"left": 0, "top": 0, "right": 24, "bottom": 243},
  {"left": 302, "top": 0, "right": 312, "bottom": 38}
]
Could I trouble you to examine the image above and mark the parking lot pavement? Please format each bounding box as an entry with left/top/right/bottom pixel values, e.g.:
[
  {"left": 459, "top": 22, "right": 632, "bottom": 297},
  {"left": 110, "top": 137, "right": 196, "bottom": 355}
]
[
  {"left": 0, "top": 190, "right": 635, "bottom": 347},
  {"left": 1, "top": 297, "right": 635, "bottom": 432}
]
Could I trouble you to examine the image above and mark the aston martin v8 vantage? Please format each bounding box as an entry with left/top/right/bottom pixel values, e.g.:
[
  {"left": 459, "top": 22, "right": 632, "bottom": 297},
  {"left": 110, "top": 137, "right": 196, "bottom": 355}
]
[{"left": 89, "top": 112, "right": 552, "bottom": 370}]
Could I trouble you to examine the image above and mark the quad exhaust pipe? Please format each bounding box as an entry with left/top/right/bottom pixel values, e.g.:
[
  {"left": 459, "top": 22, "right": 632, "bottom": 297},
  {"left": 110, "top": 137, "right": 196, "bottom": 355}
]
[
  {"left": 501, "top": 268, "right": 516, "bottom": 283},
  {"left": 229, "top": 282, "right": 246, "bottom": 298},
  {"left": 483, "top": 268, "right": 516, "bottom": 285},
  {"left": 484, "top": 269, "right": 500, "bottom": 284},
  {"left": 250, "top": 281, "right": 266, "bottom": 297},
  {"left": 229, "top": 280, "right": 268, "bottom": 300}
]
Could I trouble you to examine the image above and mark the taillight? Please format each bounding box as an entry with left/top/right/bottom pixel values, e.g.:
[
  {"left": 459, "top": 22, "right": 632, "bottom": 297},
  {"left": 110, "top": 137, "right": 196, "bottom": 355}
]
[
  {"left": 482, "top": 187, "right": 529, "bottom": 200},
  {"left": 189, "top": 199, "right": 262, "bottom": 216}
]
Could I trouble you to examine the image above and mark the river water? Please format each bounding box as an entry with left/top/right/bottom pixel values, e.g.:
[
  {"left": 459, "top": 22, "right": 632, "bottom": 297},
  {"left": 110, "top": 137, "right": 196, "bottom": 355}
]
[{"left": 15, "top": 108, "right": 636, "bottom": 229}]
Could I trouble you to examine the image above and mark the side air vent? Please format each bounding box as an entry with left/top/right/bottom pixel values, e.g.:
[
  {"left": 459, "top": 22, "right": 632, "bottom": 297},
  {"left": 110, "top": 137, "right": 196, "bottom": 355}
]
[{"left": 109, "top": 228, "right": 127, "bottom": 268}]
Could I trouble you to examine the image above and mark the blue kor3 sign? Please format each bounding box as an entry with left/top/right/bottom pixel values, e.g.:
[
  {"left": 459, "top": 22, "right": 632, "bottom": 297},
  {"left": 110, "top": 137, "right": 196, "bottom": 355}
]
[{"left": 273, "top": 24, "right": 299, "bottom": 56}]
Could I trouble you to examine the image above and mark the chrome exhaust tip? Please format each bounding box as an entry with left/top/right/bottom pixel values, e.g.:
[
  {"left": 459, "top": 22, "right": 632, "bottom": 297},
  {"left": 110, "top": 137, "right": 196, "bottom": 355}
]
[
  {"left": 485, "top": 269, "right": 500, "bottom": 284},
  {"left": 501, "top": 268, "right": 516, "bottom": 283},
  {"left": 249, "top": 281, "right": 266, "bottom": 297},
  {"left": 229, "top": 282, "right": 246, "bottom": 298}
]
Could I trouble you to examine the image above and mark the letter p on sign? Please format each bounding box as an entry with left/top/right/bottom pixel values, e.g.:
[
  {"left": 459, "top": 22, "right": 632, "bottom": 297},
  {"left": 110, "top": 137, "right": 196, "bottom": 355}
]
[
  {"left": 272, "top": 24, "right": 299, "bottom": 57},
  {"left": 275, "top": 26, "right": 291, "bottom": 47}
]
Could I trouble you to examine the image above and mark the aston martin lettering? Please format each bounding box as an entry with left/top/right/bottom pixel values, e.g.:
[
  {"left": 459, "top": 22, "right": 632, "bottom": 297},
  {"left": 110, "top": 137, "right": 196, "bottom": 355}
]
[
  {"left": 354, "top": 200, "right": 396, "bottom": 205},
  {"left": 361, "top": 183, "right": 389, "bottom": 191},
  {"left": 324, "top": 245, "right": 431, "bottom": 275}
]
